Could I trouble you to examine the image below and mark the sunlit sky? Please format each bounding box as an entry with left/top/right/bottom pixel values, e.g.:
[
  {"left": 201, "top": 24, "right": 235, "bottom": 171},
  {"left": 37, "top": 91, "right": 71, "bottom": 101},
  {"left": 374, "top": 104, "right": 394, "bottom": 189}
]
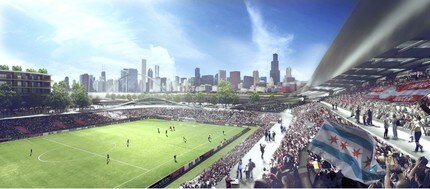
[{"left": 0, "top": 0, "right": 357, "bottom": 83}]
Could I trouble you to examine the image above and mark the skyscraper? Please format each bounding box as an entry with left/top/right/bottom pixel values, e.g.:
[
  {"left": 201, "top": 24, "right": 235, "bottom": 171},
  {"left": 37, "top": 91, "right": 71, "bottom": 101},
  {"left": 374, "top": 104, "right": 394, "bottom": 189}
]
[
  {"left": 80, "top": 73, "right": 94, "bottom": 92},
  {"left": 100, "top": 71, "right": 106, "bottom": 92},
  {"left": 218, "top": 70, "right": 226, "bottom": 82},
  {"left": 147, "top": 68, "right": 153, "bottom": 92},
  {"left": 286, "top": 66, "right": 292, "bottom": 78},
  {"left": 141, "top": 59, "right": 147, "bottom": 92},
  {"left": 270, "top": 53, "right": 280, "bottom": 85},
  {"left": 243, "top": 76, "right": 253, "bottom": 89},
  {"left": 195, "top": 67, "right": 200, "bottom": 86},
  {"left": 64, "top": 76, "right": 70, "bottom": 90},
  {"left": 252, "top": 70, "right": 259, "bottom": 86},
  {"left": 120, "top": 68, "right": 138, "bottom": 92},
  {"left": 155, "top": 65, "right": 159, "bottom": 78},
  {"left": 200, "top": 75, "right": 214, "bottom": 85},
  {"left": 229, "top": 71, "right": 240, "bottom": 91}
]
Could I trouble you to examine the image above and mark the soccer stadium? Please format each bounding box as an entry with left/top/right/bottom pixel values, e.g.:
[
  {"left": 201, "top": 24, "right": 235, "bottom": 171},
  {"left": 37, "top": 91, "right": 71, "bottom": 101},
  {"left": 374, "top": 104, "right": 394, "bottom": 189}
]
[{"left": 1, "top": 0, "right": 430, "bottom": 188}]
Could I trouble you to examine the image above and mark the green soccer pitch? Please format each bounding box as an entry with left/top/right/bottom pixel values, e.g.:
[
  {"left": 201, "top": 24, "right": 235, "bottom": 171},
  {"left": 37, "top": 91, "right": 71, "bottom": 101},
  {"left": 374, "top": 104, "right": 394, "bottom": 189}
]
[{"left": 0, "top": 119, "right": 248, "bottom": 188}]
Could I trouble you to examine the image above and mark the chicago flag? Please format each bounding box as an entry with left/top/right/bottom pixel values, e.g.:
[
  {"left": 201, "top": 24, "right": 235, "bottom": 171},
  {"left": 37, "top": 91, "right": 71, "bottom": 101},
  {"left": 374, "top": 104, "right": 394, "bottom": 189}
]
[{"left": 308, "top": 120, "right": 385, "bottom": 184}]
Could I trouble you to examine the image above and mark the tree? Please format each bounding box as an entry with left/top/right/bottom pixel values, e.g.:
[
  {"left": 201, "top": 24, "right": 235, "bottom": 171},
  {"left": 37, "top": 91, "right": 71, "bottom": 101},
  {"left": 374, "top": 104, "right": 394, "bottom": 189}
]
[
  {"left": 0, "top": 83, "right": 20, "bottom": 112},
  {"left": 105, "top": 93, "right": 111, "bottom": 99},
  {"left": 269, "top": 94, "right": 276, "bottom": 101},
  {"left": 38, "top": 68, "right": 48, "bottom": 74},
  {"left": 196, "top": 92, "right": 204, "bottom": 104},
  {"left": 209, "top": 94, "right": 218, "bottom": 104},
  {"left": 184, "top": 93, "right": 193, "bottom": 103},
  {"left": 111, "top": 93, "right": 116, "bottom": 100},
  {"left": 48, "top": 81, "right": 71, "bottom": 112},
  {"left": 250, "top": 93, "right": 260, "bottom": 103},
  {"left": 217, "top": 81, "right": 238, "bottom": 105},
  {"left": 26, "top": 68, "right": 37, "bottom": 72},
  {"left": 92, "top": 96, "right": 101, "bottom": 105},
  {"left": 25, "top": 93, "right": 46, "bottom": 110},
  {"left": 71, "top": 83, "right": 92, "bottom": 110},
  {"left": 12, "top": 66, "right": 22, "bottom": 71},
  {"left": 0, "top": 65, "right": 9, "bottom": 70}
]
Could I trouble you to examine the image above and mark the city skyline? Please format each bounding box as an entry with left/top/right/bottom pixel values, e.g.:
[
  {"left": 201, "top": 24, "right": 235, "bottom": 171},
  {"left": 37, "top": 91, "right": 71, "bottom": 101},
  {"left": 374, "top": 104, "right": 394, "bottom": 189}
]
[{"left": 0, "top": 0, "right": 357, "bottom": 83}]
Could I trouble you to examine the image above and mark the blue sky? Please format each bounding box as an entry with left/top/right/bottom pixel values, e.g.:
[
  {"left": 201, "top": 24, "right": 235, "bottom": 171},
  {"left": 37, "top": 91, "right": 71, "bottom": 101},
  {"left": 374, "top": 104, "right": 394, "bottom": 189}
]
[{"left": 0, "top": 0, "right": 357, "bottom": 83}]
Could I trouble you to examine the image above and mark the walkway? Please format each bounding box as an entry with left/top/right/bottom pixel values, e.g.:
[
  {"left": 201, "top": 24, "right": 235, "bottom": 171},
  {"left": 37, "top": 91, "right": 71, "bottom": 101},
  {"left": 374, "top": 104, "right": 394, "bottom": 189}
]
[
  {"left": 321, "top": 101, "right": 430, "bottom": 166},
  {"left": 216, "top": 110, "right": 293, "bottom": 188}
]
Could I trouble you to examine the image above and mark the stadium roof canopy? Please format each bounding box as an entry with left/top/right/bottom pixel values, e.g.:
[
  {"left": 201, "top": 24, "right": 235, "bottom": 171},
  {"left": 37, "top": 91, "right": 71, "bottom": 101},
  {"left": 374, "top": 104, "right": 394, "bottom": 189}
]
[{"left": 302, "top": 0, "right": 430, "bottom": 96}]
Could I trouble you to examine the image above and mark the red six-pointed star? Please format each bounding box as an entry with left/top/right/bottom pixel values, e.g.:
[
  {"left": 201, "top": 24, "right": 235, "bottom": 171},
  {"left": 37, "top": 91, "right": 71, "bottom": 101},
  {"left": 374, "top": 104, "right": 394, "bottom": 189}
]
[
  {"left": 340, "top": 141, "right": 348, "bottom": 150},
  {"left": 363, "top": 156, "right": 372, "bottom": 168},
  {"left": 329, "top": 135, "right": 338, "bottom": 144},
  {"left": 352, "top": 148, "right": 362, "bottom": 159}
]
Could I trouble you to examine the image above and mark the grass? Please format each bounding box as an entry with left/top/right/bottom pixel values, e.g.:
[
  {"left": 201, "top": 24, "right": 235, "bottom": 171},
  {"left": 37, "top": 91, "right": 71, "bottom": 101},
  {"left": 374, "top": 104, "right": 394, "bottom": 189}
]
[
  {"left": 0, "top": 119, "right": 246, "bottom": 188},
  {"left": 167, "top": 127, "right": 257, "bottom": 188}
]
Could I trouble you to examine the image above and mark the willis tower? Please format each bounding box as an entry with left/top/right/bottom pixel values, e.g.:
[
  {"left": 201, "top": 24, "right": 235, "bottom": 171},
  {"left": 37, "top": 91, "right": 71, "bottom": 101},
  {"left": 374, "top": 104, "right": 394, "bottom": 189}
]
[{"left": 270, "top": 53, "right": 280, "bottom": 85}]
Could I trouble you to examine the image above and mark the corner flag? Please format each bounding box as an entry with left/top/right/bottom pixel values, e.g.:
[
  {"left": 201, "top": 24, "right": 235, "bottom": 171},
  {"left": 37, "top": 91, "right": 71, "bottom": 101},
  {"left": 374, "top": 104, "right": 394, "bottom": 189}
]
[{"left": 308, "top": 120, "right": 385, "bottom": 184}]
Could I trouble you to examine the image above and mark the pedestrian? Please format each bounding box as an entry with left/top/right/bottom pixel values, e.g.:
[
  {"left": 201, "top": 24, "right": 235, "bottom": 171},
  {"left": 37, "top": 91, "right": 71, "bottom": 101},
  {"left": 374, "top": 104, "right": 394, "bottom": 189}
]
[
  {"left": 225, "top": 173, "right": 232, "bottom": 188},
  {"left": 334, "top": 102, "right": 338, "bottom": 110},
  {"left": 237, "top": 160, "right": 243, "bottom": 180},
  {"left": 392, "top": 114, "right": 398, "bottom": 140},
  {"left": 244, "top": 164, "right": 250, "bottom": 179},
  {"left": 355, "top": 106, "right": 360, "bottom": 123},
  {"left": 367, "top": 108, "right": 373, "bottom": 125},
  {"left": 272, "top": 131, "right": 276, "bottom": 141},
  {"left": 268, "top": 131, "right": 272, "bottom": 141},
  {"left": 383, "top": 116, "right": 390, "bottom": 139},
  {"left": 248, "top": 158, "right": 255, "bottom": 178},
  {"left": 411, "top": 116, "right": 424, "bottom": 152},
  {"left": 362, "top": 113, "right": 367, "bottom": 125},
  {"left": 260, "top": 143, "right": 266, "bottom": 159}
]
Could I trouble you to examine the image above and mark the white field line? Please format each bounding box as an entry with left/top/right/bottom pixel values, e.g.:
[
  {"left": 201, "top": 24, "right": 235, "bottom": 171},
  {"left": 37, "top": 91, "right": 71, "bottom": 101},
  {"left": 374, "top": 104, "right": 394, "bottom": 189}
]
[
  {"left": 114, "top": 127, "right": 239, "bottom": 188},
  {"left": 37, "top": 143, "right": 117, "bottom": 163},
  {"left": 43, "top": 138, "right": 148, "bottom": 171}
]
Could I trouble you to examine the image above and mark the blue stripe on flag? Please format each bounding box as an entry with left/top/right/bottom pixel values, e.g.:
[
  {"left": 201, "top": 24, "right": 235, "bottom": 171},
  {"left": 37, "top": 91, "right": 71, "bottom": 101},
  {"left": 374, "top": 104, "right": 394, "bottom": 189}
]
[
  {"left": 311, "top": 139, "right": 384, "bottom": 181},
  {"left": 321, "top": 122, "right": 374, "bottom": 153}
]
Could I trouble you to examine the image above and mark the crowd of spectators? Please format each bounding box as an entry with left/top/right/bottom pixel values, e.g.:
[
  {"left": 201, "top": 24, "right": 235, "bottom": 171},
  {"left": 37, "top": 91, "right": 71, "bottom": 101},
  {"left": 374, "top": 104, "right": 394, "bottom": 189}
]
[
  {"left": 180, "top": 112, "right": 280, "bottom": 188},
  {"left": 260, "top": 102, "right": 430, "bottom": 188},
  {"left": 325, "top": 92, "right": 429, "bottom": 133},
  {"left": 325, "top": 71, "right": 430, "bottom": 135},
  {"left": 0, "top": 106, "right": 279, "bottom": 141}
]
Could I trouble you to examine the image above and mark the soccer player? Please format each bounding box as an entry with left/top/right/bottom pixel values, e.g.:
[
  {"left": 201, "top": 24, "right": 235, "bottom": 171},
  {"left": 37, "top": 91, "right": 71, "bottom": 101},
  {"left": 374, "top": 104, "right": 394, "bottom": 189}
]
[
  {"left": 173, "top": 126, "right": 175, "bottom": 131},
  {"left": 29, "top": 149, "right": 32, "bottom": 156},
  {"left": 158, "top": 128, "right": 160, "bottom": 134},
  {"left": 174, "top": 155, "right": 177, "bottom": 163},
  {"left": 183, "top": 136, "right": 187, "bottom": 143},
  {"left": 166, "top": 129, "right": 168, "bottom": 137},
  {"left": 106, "top": 154, "right": 110, "bottom": 164},
  {"left": 223, "top": 130, "right": 225, "bottom": 135},
  {"left": 170, "top": 126, "right": 173, "bottom": 132},
  {"left": 208, "top": 134, "right": 212, "bottom": 142},
  {"left": 127, "top": 139, "right": 129, "bottom": 148}
]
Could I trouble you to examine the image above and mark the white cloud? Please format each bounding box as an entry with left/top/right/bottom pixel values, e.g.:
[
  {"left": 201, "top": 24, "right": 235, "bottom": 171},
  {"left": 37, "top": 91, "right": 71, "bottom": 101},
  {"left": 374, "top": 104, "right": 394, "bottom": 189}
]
[
  {"left": 0, "top": 5, "right": 33, "bottom": 70},
  {"left": 0, "top": 0, "right": 202, "bottom": 82},
  {"left": 245, "top": 1, "right": 294, "bottom": 76}
]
